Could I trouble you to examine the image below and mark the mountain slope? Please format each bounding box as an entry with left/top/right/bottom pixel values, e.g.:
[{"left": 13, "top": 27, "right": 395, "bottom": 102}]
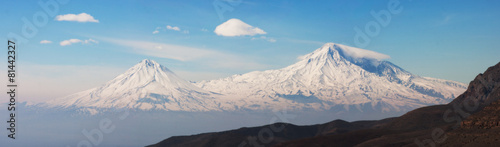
[
  {"left": 196, "top": 43, "right": 466, "bottom": 112},
  {"left": 42, "top": 59, "right": 228, "bottom": 113},
  {"left": 449, "top": 61, "right": 500, "bottom": 109},
  {"left": 148, "top": 61, "right": 498, "bottom": 147},
  {"left": 440, "top": 62, "right": 500, "bottom": 146},
  {"left": 275, "top": 61, "right": 500, "bottom": 147},
  {"left": 146, "top": 118, "right": 395, "bottom": 147}
]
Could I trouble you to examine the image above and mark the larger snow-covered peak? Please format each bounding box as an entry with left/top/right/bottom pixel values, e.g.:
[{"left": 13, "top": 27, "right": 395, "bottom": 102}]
[{"left": 197, "top": 43, "right": 467, "bottom": 112}]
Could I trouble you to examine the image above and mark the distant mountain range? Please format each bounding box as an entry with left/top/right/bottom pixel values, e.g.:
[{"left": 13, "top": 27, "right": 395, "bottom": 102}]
[
  {"left": 148, "top": 61, "right": 500, "bottom": 147},
  {"left": 39, "top": 43, "right": 466, "bottom": 116}
]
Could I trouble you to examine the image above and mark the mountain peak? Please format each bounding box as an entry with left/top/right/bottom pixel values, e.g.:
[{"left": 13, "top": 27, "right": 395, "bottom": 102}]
[
  {"left": 44, "top": 59, "right": 215, "bottom": 111},
  {"left": 300, "top": 43, "right": 390, "bottom": 63},
  {"left": 319, "top": 42, "right": 336, "bottom": 50},
  {"left": 138, "top": 59, "right": 161, "bottom": 68},
  {"left": 133, "top": 59, "right": 172, "bottom": 73},
  {"left": 140, "top": 59, "right": 157, "bottom": 65},
  {"left": 298, "top": 43, "right": 338, "bottom": 61}
]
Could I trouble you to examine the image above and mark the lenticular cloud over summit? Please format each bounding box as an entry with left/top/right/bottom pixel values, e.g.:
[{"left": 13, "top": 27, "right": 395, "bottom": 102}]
[
  {"left": 214, "top": 18, "right": 267, "bottom": 37},
  {"left": 333, "top": 43, "right": 390, "bottom": 60},
  {"left": 298, "top": 43, "right": 390, "bottom": 61}
]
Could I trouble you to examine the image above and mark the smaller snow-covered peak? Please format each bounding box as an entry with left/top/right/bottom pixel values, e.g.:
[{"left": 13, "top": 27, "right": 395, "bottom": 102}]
[
  {"left": 94, "top": 59, "right": 192, "bottom": 93},
  {"left": 137, "top": 59, "right": 161, "bottom": 68},
  {"left": 43, "top": 59, "right": 216, "bottom": 111},
  {"left": 131, "top": 59, "right": 173, "bottom": 73},
  {"left": 140, "top": 59, "right": 157, "bottom": 66}
]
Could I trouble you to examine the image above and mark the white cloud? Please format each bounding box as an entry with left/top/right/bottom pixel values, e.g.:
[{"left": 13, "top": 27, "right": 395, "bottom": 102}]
[
  {"left": 84, "top": 38, "right": 98, "bottom": 44},
  {"left": 334, "top": 43, "right": 390, "bottom": 60},
  {"left": 214, "top": 18, "right": 267, "bottom": 37},
  {"left": 103, "top": 38, "right": 222, "bottom": 61},
  {"left": 60, "top": 39, "right": 82, "bottom": 46},
  {"left": 152, "top": 27, "right": 161, "bottom": 34},
  {"left": 60, "top": 38, "right": 98, "bottom": 46},
  {"left": 166, "top": 25, "right": 181, "bottom": 31},
  {"left": 251, "top": 36, "right": 277, "bottom": 43},
  {"left": 100, "top": 37, "right": 269, "bottom": 69},
  {"left": 55, "top": 13, "right": 99, "bottom": 23},
  {"left": 40, "top": 40, "right": 52, "bottom": 44},
  {"left": 153, "top": 26, "right": 184, "bottom": 34}
]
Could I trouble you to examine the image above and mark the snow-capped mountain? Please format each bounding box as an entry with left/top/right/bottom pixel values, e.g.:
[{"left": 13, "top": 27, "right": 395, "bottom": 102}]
[
  {"left": 41, "top": 43, "right": 466, "bottom": 114},
  {"left": 43, "top": 59, "right": 230, "bottom": 113},
  {"left": 196, "top": 43, "right": 467, "bottom": 112}
]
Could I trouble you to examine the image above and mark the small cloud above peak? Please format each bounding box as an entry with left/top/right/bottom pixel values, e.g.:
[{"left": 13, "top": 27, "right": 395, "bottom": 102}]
[
  {"left": 40, "top": 40, "right": 52, "bottom": 44},
  {"left": 153, "top": 25, "right": 184, "bottom": 34},
  {"left": 55, "top": 13, "right": 99, "bottom": 23},
  {"left": 83, "top": 38, "right": 98, "bottom": 44},
  {"left": 60, "top": 38, "right": 98, "bottom": 46},
  {"left": 214, "top": 18, "right": 266, "bottom": 37},
  {"left": 152, "top": 27, "right": 161, "bottom": 34},
  {"left": 60, "top": 39, "right": 82, "bottom": 46},
  {"left": 251, "top": 36, "right": 277, "bottom": 43},
  {"left": 166, "top": 25, "right": 181, "bottom": 31}
]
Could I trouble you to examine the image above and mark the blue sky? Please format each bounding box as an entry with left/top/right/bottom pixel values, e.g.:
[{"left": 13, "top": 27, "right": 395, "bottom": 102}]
[{"left": 1, "top": 0, "right": 499, "bottom": 103}]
